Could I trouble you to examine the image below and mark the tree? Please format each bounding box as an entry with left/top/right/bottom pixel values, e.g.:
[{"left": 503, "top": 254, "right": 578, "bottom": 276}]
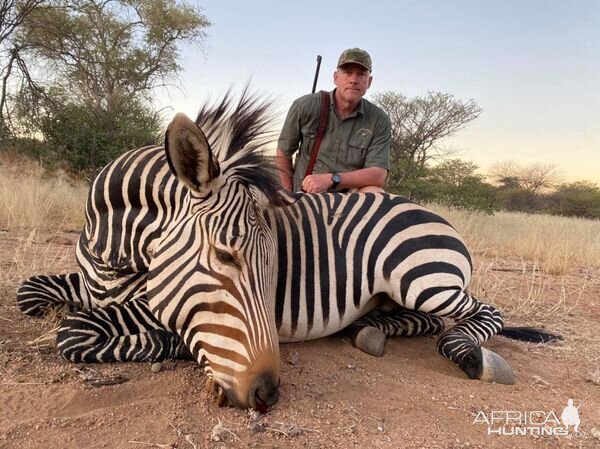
[
  {"left": 414, "top": 159, "right": 495, "bottom": 212},
  {"left": 39, "top": 85, "right": 162, "bottom": 170},
  {"left": 22, "top": 0, "right": 209, "bottom": 111},
  {"left": 489, "top": 160, "right": 561, "bottom": 194},
  {"left": 0, "top": 0, "right": 46, "bottom": 138},
  {"left": 11, "top": 0, "right": 210, "bottom": 169},
  {"left": 372, "top": 91, "right": 481, "bottom": 195},
  {"left": 550, "top": 181, "right": 600, "bottom": 219}
]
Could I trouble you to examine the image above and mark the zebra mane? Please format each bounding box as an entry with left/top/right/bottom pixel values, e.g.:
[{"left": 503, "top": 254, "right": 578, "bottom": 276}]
[{"left": 194, "top": 85, "right": 284, "bottom": 204}]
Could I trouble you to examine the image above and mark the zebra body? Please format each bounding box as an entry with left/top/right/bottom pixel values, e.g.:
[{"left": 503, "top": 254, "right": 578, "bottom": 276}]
[
  {"left": 17, "top": 91, "right": 559, "bottom": 410},
  {"left": 267, "top": 193, "right": 470, "bottom": 342}
]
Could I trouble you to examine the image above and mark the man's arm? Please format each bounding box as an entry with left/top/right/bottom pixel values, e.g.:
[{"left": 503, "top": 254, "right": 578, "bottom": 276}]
[
  {"left": 301, "top": 167, "right": 387, "bottom": 193},
  {"left": 276, "top": 149, "right": 294, "bottom": 191}
]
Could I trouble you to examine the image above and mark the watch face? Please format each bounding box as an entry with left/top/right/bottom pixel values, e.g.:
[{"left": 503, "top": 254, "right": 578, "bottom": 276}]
[{"left": 332, "top": 173, "right": 342, "bottom": 184}]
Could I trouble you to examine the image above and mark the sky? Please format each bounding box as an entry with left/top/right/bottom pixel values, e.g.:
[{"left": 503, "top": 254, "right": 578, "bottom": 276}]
[{"left": 155, "top": 0, "right": 600, "bottom": 184}]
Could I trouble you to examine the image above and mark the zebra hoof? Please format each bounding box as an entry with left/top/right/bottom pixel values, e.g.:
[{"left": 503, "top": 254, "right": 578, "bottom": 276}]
[
  {"left": 354, "top": 326, "right": 386, "bottom": 357},
  {"left": 479, "top": 347, "right": 516, "bottom": 385}
]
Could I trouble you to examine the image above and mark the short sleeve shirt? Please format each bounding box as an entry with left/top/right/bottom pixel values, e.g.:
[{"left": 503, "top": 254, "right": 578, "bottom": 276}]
[{"left": 277, "top": 90, "right": 391, "bottom": 192}]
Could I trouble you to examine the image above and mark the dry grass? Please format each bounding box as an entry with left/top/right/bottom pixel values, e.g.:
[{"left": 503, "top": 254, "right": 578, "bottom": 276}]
[
  {"left": 0, "top": 155, "right": 597, "bottom": 322},
  {"left": 0, "top": 228, "right": 75, "bottom": 286},
  {"left": 428, "top": 204, "right": 599, "bottom": 321},
  {"left": 0, "top": 151, "right": 87, "bottom": 232},
  {"left": 429, "top": 205, "right": 600, "bottom": 274}
]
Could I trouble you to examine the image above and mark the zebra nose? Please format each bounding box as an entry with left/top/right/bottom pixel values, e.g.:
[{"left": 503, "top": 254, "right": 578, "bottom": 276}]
[{"left": 249, "top": 374, "right": 279, "bottom": 412}]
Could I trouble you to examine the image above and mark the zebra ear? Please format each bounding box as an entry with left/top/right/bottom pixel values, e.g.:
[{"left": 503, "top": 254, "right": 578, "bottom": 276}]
[{"left": 165, "top": 113, "right": 220, "bottom": 195}]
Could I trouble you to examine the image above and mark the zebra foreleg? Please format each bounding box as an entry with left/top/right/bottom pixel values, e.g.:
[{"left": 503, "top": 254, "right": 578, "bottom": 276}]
[
  {"left": 56, "top": 300, "right": 192, "bottom": 363},
  {"left": 17, "top": 273, "right": 93, "bottom": 317},
  {"left": 347, "top": 306, "right": 445, "bottom": 357},
  {"left": 432, "top": 295, "right": 515, "bottom": 384}
]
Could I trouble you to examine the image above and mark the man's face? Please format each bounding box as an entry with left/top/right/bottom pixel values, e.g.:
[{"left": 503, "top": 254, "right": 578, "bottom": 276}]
[{"left": 333, "top": 63, "right": 373, "bottom": 104}]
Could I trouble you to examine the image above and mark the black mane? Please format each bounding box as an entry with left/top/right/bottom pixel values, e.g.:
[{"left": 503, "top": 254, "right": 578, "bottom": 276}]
[{"left": 194, "top": 86, "right": 284, "bottom": 204}]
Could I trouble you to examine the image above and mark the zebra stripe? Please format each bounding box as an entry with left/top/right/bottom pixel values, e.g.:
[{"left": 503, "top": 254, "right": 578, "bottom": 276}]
[
  {"left": 17, "top": 88, "right": 560, "bottom": 411},
  {"left": 266, "top": 194, "right": 473, "bottom": 342}
]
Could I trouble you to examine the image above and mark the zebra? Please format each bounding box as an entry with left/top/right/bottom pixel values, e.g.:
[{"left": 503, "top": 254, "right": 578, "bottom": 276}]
[{"left": 16, "top": 89, "right": 560, "bottom": 411}]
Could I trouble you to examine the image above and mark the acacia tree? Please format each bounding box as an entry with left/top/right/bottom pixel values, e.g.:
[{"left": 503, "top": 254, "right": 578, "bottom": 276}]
[
  {"left": 13, "top": 0, "right": 210, "bottom": 169},
  {"left": 0, "top": 0, "right": 46, "bottom": 138},
  {"left": 489, "top": 161, "right": 562, "bottom": 194},
  {"left": 372, "top": 91, "right": 481, "bottom": 196},
  {"left": 422, "top": 159, "right": 494, "bottom": 212}
]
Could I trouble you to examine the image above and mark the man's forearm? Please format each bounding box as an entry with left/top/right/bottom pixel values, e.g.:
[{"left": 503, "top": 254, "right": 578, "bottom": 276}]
[
  {"left": 275, "top": 149, "right": 294, "bottom": 191},
  {"left": 301, "top": 167, "right": 387, "bottom": 193},
  {"left": 338, "top": 167, "right": 387, "bottom": 190}
]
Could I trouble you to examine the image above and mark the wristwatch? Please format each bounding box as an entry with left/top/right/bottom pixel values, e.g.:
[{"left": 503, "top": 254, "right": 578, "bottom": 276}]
[{"left": 331, "top": 173, "right": 342, "bottom": 189}]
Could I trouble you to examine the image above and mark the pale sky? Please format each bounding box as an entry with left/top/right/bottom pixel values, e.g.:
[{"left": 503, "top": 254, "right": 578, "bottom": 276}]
[{"left": 155, "top": 0, "right": 600, "bottom": 184}]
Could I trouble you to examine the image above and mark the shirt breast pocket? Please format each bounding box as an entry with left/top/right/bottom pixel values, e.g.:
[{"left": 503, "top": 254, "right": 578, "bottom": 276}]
[
  {"left": 299, "top": 131, "right": 316, "bottom": 158},
  {"left": 347, "top": 128, "right": 373, "bottom": 168}
]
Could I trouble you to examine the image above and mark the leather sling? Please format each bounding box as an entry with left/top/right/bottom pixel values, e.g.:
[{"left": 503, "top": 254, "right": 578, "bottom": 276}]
[{"left": 304, "top": 90, "right": 330, "bottom": 177}]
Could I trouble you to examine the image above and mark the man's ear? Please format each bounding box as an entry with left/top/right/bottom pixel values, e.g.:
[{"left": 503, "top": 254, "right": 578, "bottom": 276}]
[{"left": 164, "top": 113, "right": 220, "bottom": 196}]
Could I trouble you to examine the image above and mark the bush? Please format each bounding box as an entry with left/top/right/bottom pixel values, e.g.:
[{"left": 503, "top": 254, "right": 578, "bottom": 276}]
[{"left": 39, "top": 97, "right": 163, "bottom": 172}]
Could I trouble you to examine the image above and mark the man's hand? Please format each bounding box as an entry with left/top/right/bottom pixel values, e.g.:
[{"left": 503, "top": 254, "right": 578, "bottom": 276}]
[{"left": 301, "top": 173, "right": 333, "bottom": 193}]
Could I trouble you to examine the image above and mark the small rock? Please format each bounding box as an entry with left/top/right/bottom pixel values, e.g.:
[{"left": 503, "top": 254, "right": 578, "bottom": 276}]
[
  {"left": 287, "top": 351, "right": 299, "bottom": 365},
  {"left": 151, "top": 362, "right": 162, "bottom": 373},
  {"left": 591, "top": 427, "right": 600, "bottom": 440}
]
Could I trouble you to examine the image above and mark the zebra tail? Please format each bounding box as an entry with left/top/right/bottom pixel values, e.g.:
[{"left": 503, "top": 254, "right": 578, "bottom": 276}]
[{"left": 499, "top": 326, "right": 563, "bottom": 343}]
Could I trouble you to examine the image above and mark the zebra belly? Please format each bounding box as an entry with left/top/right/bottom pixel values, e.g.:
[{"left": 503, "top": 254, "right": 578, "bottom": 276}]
[{"left": 276, "top": 293, "right": 381, "bottom": 342}]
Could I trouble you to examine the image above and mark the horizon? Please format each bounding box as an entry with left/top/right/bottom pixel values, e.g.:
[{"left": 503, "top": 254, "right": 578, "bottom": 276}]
[{"left": 154, "top": 0, "right": 600, "bottom": 184}]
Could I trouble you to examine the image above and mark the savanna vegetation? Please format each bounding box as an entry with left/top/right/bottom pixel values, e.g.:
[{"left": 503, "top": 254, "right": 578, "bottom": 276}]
[
  {"left": 0, "top": 0, "right": 209, "bottom": 173},
  {"left": 0, "top": 0, "right": 598, "bottom": 221}
]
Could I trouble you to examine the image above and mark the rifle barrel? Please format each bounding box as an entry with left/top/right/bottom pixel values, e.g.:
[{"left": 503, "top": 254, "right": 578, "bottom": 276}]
[{"left": 311, "top": 55, "right": 322, "bottom": 93}]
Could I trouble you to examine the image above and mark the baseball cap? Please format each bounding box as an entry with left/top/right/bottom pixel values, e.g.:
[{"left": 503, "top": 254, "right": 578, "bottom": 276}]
[{"left": 337, "top": 48, "right": 372, "bottom": 72}]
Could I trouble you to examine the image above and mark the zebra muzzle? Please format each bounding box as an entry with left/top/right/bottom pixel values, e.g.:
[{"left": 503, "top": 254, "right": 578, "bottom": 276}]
[{"left": 248, "top": 374, "right": 280, "bottom": 413}]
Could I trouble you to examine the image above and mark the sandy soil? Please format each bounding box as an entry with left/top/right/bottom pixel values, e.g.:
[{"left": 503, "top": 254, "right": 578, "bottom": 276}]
[{"left": 1, "top": 230, "right": 599, "bottom": 449}]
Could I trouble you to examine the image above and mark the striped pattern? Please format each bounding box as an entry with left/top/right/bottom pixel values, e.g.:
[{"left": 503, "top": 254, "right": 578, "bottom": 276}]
[
  {"left": 77, "top": 145, "right": 185, "bottom": 305},
  {"left": 266, "top": 193, "right": 482, "bottom": 340},
  {"left": 16, "top": 273, "right": 92, "bottom": 316},
  {"left": 17, "top": 88, "right": 554, "bottom": 408}
]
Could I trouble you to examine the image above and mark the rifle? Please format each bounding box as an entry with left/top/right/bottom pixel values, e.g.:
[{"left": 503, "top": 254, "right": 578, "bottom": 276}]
[{"left": 311, "top": 55, "right": 322, "bottom": 93}]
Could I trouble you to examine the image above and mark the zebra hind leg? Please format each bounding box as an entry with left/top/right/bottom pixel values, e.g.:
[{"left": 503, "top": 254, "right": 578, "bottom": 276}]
[
  {"left": 17, "top": 273, "right": 92, "bottom": 317},
  {"left": 429, "top": 292, "right": 515, "bottom": 384},
  {"left": 57, "top": 299, "right": 192, "bottom": 363},
  {"left": 347, "top": 305, "right": 445, "bottom": 357}
]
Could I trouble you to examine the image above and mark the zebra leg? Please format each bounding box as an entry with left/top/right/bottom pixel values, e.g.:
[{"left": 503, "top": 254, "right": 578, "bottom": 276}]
[
  {"left": 347, "top": 305, "right": 445, "bottom": 357},
  {"left": 425, "top": 292, "right": 514, "bottom": 384},
  {"left": 17, "top": 273, "right": 93, "bottom": 317},
  {"left": 56, "top": 299, "right": 192, "bottom": 363}
]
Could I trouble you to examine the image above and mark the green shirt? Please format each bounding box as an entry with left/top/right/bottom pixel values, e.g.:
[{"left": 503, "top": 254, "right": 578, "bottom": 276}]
[{"left": 278, "top": 89, "right": 391, "bottom": 192}]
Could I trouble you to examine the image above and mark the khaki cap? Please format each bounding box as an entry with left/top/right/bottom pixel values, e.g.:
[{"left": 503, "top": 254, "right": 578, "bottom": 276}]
[{"left": 337, "top": 48, "right": 372, "bottom": 71}]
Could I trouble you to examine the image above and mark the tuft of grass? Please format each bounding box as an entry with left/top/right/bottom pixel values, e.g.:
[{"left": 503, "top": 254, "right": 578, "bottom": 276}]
[
  {"left": 426, "top": 204, "right": 598, "bottom": 321},
  {"left": 428, "top": 205, "right": 600, "bottom": 274},
  {"left": 0, "top": 228, "right": 76, "bottom": 286},
  {"left": 0, "top": 152, "right": 87, "bottom": 232},
  {"left": 467, "top": 259, "right": 586, "bottom": 320}
]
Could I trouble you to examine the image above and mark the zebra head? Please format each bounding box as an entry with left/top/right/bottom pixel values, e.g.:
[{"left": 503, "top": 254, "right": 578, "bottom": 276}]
[{"left": 147, "top": 91, "right": 283, "bottom": 411}]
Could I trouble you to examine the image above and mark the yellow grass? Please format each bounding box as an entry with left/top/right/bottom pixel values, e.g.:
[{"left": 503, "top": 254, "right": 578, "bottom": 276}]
[
  {"left": 0, "top": 155, "right": 597, "bottom": 321},
  {"left": 0, "top": 152, "right": 87, "bottom": 232},
  {"left": 428, "top": 204, "right": 600, "bottom": 274},
  {"left": 428, "top": 204, "right": 599, "bottom": 320}
]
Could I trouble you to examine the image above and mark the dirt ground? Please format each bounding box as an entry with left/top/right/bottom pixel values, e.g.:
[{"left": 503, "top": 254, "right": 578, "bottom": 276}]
[{"left": 1, "top": 230, "right": 599, "bottom": 449}]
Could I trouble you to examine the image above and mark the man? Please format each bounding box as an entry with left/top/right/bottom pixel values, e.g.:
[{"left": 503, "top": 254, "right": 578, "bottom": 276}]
[{"left": 276, "top": 48, "right": 391, "bottom": 193}]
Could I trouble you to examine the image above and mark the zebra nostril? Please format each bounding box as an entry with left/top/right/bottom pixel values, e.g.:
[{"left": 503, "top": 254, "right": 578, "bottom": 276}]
[{"left": 249, "top": 375, "right": 280, "bottom": 412}]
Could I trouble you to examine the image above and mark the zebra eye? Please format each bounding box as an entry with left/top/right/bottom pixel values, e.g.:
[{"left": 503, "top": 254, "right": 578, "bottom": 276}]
[{"left": 214, "top": 248, "right": 240, "bottom": 269}]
